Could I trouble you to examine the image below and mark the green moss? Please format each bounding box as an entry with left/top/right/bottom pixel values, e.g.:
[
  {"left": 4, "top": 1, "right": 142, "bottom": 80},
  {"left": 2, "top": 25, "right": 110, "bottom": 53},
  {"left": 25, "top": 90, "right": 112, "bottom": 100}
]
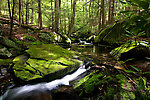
[
  {"left": 94, "top": 23, "right": 125, "bottom": 44},
  {"left": 0, "top": 36, "right": 20, "bottom": 50},
  {"left": 110, "top": 41, "right": 150, "bottom": 60},
  {"left": 24, "top": 35, "right": 37, "bottom": 42},
  {"left": 13, "top": 44, "right": 81, "bottom": 81},
  {"left": 13, "top": 58, "right": 80, "bottom": 81},
  {"left": 120, "top": 91, "right": 135, "bottom": 100},
  {"left": 0, "top": 59, "right": 13, "bottom": 65},
  {"left": 95, "top": 24, "right": 114, "bottom": 43},
  {"left": 75, "top": 71, "right": 104, "bottom": 93},
  {"left": 26, "top": 44, "right": 74, "bottom": 60}
]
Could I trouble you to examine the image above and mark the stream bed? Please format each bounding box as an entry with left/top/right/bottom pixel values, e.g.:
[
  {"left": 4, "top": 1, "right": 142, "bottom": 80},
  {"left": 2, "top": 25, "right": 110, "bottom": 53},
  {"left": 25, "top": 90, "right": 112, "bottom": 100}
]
[{"left": 0, "top": 44, "right": 116, "bottom": 100}]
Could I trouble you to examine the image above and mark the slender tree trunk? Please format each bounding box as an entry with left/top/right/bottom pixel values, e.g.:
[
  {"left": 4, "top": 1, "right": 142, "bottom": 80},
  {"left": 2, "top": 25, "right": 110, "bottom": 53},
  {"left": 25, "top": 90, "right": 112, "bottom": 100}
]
[
  {"left": 38, "top": 0, "right": 42, "bottom": 29},
  {"left": 8, "top": 0, "right": 11, "bottom": 19},
  {"left": 10, "top": 0, "right": 15, "bottom": 38},
  {"left": 108, "top": 0, "right": 111, "bottom": 24},
  {"left": 89, "top": 0, "right": 91, "bottom": 18},
  {"left": 30, "top": 1, "right": 34, "bottom": 24},
  {"left": 55, "top": 0, "right": 59, "bottom": 33},
  {"left": 68, "top": 0, "right": 76, "bottom": 37},
  {"left": 0, "top": 2, "right": 2, "bottom": 15},
  {"left": 19, "top": 0, "right": 21, "bottom": 26},
  {"left": 14, "top": 0, "right": 17, "bottom": 20},
  {"left": 26, "top": 0, "right": 29, "bottom": 24},
  {"left": 64, "top": 12, "right": 66, "bottom": 33},
  {"left": 67, "top": 0, "right": 70, "bottom": 33},
  {"left": 22, "top": 0, "right": 24, "bottom": 24},
  {"left": 101, "top": 0, "right": 105, "bottom": 29},
  {"left": 31, "top": 8, "right": 33, "bottom": 24},
  {"left": 85, "top": 0, "right": 88, "bottom": 23},
  {"left": 83, "top": 0, "right": 85, "bottom": 23},
  {"left": 98, "top": 0, "right": 101, "bottom": 31},
  {"left": 59, "top": 0, "right": 62, "bottom": 31},
  {"left": 51, "top": 0, "right": 54, "bottom": 29},
  {"left": 110, "top": 0, "right": 115, "bottom": 24}
]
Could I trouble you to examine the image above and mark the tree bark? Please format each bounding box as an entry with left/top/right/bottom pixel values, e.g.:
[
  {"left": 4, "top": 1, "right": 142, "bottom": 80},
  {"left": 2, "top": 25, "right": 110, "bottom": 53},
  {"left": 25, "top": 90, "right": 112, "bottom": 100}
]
[
  {"left": 108, "top": 0, "right": 111, "bottom": 24},
  {"left": 25, "top": 0, "right": 28, "bottom": 24},
  {"left": 55, "top": 0, "right": 59, "bottom": 33},
  {"left": 8, "top": 0, "right": 11, "bottom": 19},
  {"left": 110, "top": 0, "right": 115, "bottom": 24},
  {"left": 10, "top": 0, "right": 15, "bottom": 38},
  {"left": 38, "top": 0, "right": 42, "bottom": 29},
  {"left": 68, "top": 0, "right": 76, "bottom": 37},
  {"left": 22, "top": 0, "right": 24, "bottom": 24},
  {"left": 19, "top": 0, "right": 21, "bottom": 26},
  {"left": 51, "top": 0, "right": 54, "bottom": 28},
  {"left": 101, "top": 0, "right": 105, "bottom": 29},
  {"left": 98, "top": 0, "right": 101, "bottom": 31}
]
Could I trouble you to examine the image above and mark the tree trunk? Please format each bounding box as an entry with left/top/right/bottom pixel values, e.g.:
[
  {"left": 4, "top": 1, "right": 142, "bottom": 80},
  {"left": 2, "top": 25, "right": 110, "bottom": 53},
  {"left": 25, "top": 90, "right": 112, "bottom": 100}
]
[
  {"left": 101, "top": 0, "right": 105, "bottom": 29},
  {"left": 10, "top": 0, "right": 15, "bottom": 38},
  {"left": 85, "top": 0, "right": 88, "bottom": 23},
  {"left": 14, "top": 0, "right": 17, "bottom": 20},
  {"left": 38, "top": 0, "right": 42, "bottom": 29},
  {"left": 110, "top": 0, "right": 115, "bottom": 24},
  {"left": 31, "top": 8, "right": 33, "bottom": 24},
  {"left": 108, "top": 0, "right": 111, "bottom": 24},
  {"left": 8, "top": 0, "right": 11, "bottom": 19},
  {"left": 22, "top": 0, "right": 24, "bottom": 24},
  {"left": 55, "top": 0, "right": 59, "bottom": 33},
  {"left": 51, "top": 0, "right": 54, "bottom": 29},
  {"left": 98, "top": 0, "right": 101, "bottom": 31},
  {"left": 68, "top": 0, "right": 76, "bottom": 37},
  {"left": 19, "top": 0, "right": 21, "bottom": 26},
  {"left": 0, "top": 2, "right": 2, "bottom": 15},
  {"left": 26, "top": 0, "right": 29, "bottom": 24}
]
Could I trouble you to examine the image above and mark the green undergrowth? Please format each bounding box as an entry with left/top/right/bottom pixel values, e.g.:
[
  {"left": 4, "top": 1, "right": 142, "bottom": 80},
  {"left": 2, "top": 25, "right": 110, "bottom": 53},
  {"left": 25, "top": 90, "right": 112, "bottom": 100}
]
[{"left": 75, "top": 66, "right": 150, "bottom": 100}]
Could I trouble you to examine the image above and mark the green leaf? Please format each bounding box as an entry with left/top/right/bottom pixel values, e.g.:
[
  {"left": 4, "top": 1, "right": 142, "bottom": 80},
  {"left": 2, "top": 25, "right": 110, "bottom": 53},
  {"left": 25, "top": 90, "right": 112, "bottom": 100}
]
[
  {"left": 130, "top": 65, "right": 142, "bottom": 72},
  {"left": 125, "top": 70, "right": 137, "bottom": 73},
  {"left": 119, "top": 0, "right": 127, "bottom": 4},
  {"left": 143, "top": 71, "right": 150, "bottom": 74},
  {"left": 137, "top": 32, "right": 146, "bottom": 36}
]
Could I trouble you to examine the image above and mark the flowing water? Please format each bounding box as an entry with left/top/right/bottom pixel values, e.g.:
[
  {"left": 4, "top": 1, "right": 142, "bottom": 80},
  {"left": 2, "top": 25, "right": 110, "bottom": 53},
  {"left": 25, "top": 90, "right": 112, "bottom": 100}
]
[
  {"left": 0, "top": 44, "right": 114, "bottom": 100},
  {"left": 0, "top": 64, "right": 87, "bottom": 100}
]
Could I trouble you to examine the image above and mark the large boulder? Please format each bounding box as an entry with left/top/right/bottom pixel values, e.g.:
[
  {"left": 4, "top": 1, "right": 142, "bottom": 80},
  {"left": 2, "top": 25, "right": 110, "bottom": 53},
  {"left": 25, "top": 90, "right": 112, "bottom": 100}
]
[
  {"left": 110, "top": 41, "right": 150, "bottom": 60},
  {"left": 94, "top": 22, "right": 125, "bottom": 44},
  {"left": 13, "top": 44, "right": 82, "bottom": 84}
]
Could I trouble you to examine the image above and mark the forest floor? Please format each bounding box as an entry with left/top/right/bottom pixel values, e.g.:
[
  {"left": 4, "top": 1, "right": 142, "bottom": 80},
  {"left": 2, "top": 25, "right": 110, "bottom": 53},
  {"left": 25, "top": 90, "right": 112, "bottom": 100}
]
[{"left": 0, "top": 16, "right": 54, "bottom": 42}]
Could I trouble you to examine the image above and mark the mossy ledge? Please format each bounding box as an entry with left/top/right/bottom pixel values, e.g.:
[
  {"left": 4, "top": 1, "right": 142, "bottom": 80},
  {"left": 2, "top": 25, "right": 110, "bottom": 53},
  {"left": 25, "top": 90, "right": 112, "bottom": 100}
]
[{"left": 12, "top": 44, "right": 82, "bottom": 84}]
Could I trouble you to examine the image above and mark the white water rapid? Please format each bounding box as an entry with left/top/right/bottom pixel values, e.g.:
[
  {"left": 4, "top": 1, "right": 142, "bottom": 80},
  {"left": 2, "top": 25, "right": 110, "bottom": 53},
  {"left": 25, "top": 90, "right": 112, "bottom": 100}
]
[{"left": 0, "top": 64, "right": 87, "bottom": 100}]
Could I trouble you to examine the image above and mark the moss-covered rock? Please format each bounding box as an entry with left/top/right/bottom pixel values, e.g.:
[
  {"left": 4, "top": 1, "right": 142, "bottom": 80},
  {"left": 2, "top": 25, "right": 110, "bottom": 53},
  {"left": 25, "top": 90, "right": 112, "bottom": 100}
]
[
  {"left": 0, "top": 47, "right": 12, "bottom": 58},
  {"left": 0, "top": 59, "right": 13, "bottom": 66},
  {"left": 13, "top": 44, "right": 82, "bottom": 83},
  {"left": 26, "top": 44, "right": 74, "bottom": 60},
  {"left": 110, "top": 41, "right": 150, "bottom": 60},
  {"left": 0, "top": 36, "right": 20, "bottom": 50},
  {"left": 94, "top": 22, "right": 125, "bottom": 44}
]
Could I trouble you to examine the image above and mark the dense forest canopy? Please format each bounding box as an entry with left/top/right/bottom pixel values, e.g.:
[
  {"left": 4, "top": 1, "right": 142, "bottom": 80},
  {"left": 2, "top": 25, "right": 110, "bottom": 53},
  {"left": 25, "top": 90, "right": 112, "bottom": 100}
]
[{"left": 0, "top": 0, "right": 149, "bottom": 39}]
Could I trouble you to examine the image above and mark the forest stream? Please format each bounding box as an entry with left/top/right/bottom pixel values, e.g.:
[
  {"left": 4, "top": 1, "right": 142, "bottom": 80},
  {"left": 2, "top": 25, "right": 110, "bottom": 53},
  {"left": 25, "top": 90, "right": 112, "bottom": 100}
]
[{"left": 0, "top": 43, "right": 114, "bottom": 100}]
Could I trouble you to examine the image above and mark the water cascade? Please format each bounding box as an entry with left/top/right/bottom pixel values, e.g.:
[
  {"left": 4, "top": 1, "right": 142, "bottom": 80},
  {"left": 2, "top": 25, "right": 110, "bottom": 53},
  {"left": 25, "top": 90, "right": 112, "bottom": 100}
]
[{"left": 0, "top": 64, "right": 87, "bottom": 100}]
